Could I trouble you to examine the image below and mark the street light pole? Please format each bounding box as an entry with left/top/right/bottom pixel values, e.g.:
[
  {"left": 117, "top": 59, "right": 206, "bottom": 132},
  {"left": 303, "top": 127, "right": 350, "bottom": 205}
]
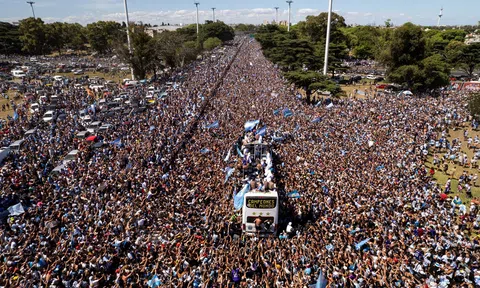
[
  {"left": 323, "top": 0, "right": 333, "bottom": 76},
  {"left": 123, "top": 0, "right": 135, "bottom": 80},
  {"left": 274, "top": 7, "right": 279, "bottom": 24},
  {"left": 286, "top": 1, "right": 293, "bottom": 31},
  {"left": 26, "top": 1, "right": 36, "bottom": 19},
  {"left": 212, "top": 7, "right": 216, "bottom": 22},
  {"left": 194, "top": 2, "right": 200, "bottom": 35}
]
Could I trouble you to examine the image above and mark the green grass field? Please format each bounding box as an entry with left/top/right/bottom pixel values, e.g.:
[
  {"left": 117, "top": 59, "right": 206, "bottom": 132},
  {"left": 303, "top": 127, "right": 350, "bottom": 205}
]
[{"left": 424, "top": 127, "right": 480, "bottom": 205}]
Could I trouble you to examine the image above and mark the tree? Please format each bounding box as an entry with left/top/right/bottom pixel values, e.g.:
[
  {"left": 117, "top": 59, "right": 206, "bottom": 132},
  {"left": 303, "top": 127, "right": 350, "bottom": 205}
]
[
  {"left": 424, "top": 29, "right": 467, "bottom": 57},
  {"left": 264, "top": 36, "right": 320, "bottom": 71},
  {"left": 86, "top": 21, "right": 124, "bottom": 54},
  {"left": 380, "top": 22, "right": 426, "bottom": 70},
  {"left": 343, "top": 26, "right": 382, "bottom": 59},
  {"left": 385, "top": 19, "right": 393, "bottom": 28},
  {"left": 235, "top": 24, "right": 256, "bottom": 33},
  {"left": 388, "top": 65, "right": 423, "bottom": 90},
  {"left": 63, "top": 23, "right": 87, "bottom": 51},
  {"left": 314, "top": 42, "right": 348, "bottom": 77},
  {"left": 200, "top": 21, "right": 234, "bottom": 43},
  {"left": 155, "top": 31, "right": 200, "bottom": 69},
  {"left": 387, "top": 55, "right": 450, "bottom": 92},
  {"left": 448, "top": 43, "right": 480, "bottom": 78},
  {"left": 176, "top": 24, "right": 198, "bottom": 42},
  {"left": 0, "top": 22, "right": 22, "bottom": 54},
  {"left": 468, "top": 92, "right": 480, "bottom": 120},
  {"left": 420, "top": 54, "right": 450, "bottom": 91},
  {"left": 44, "top": 22, "right": 65, "bottom": 54},
  {"left": 18, "top": 17, "right": 47, "bottom": 55},
  {"left": 297, "top": 12, "right": 346, "bottom": 43},
  {"left": 380, "top": 23, "right": 451, "bottom": 92},
  {"left": 203, "top": 37, "right": 222, "bottom": 50},
  {"left": 116, "top": 25, "right": 156, "bottom": 79},
  {"left": 284, "top": 70, "right": 340, "bottom": 102}
]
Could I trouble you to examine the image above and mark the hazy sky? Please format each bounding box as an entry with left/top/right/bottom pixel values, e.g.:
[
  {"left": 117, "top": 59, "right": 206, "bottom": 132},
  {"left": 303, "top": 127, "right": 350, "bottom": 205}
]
[{"left": 0, "top": 0, "right": 479, "bottom": 26}]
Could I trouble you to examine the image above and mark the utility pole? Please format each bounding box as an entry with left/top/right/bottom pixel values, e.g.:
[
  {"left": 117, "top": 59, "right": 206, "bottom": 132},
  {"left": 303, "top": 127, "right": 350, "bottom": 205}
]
[
  {"left": 194, "top": 2, "right": 200, "bottom": 35},
  {"left": 212, "top": 7, "right": 216, "bottom": 22},
  {"left": 286, "top": 1, "right": 293, "bottom": 31},
  {"left": 123, "top": 0, "right": 135, "bottom": 80},
  {"left": 274, "top": 7, "right": 279, "bottom": 24},
  {"left": 323, "top": 0, "right": 333, "bottom": 76},
  {"left": 26, "top": 1, "right": 36, "bottom": 19}
]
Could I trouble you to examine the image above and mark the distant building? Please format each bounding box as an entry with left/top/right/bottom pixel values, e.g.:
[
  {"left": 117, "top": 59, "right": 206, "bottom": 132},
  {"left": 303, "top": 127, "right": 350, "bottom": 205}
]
[
  {"left": 145, "top": 25, "right": 182, "bottom": 37},
  {"left": 278, "top": 20, "right": 288, "bottom": 27},
  {"left": 465, "top": 33, "right": 480, "bottom": 45},
  {"left": 263, "top": 20, "right": 269, "bottom": 25}
]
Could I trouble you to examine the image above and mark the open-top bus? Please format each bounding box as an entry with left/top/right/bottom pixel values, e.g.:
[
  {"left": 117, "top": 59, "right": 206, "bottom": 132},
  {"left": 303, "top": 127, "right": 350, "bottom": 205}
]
[{"left": 239, "top": 138, "right": 279, "bottom": 236}]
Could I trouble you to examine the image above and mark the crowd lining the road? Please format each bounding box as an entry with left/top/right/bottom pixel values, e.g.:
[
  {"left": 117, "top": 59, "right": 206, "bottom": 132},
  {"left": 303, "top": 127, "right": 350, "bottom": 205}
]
[{"left": 1, "top": 37, "right": 480, "bottom": 287}]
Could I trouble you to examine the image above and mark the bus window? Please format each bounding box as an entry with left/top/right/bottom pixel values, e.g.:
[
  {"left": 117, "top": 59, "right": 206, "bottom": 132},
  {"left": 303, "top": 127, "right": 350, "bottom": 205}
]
[{"left": 246, "top": 216, "right": 274, "bottom": 223}]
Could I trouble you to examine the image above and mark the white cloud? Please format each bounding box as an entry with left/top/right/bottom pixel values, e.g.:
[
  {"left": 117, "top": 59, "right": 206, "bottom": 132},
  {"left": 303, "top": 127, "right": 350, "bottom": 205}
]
[
  {"left": 297, "top": 8, "right": 320, "bottom": 16},
  {"left": 0, "top": 7, "right": 456, "bottom": 26}
]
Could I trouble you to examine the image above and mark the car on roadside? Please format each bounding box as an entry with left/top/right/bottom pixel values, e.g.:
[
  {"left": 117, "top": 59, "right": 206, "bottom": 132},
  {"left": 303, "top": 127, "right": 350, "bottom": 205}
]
[
  {"left": 29, "top": 103, "right": 40, "bottom": 114},
  {"left": 42, "top": 110, "right": 56, "bottom": 122}
]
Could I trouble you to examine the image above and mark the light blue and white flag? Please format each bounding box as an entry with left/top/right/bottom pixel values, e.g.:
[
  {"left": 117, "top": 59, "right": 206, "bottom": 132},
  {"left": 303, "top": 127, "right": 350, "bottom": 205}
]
[
  {"left": 236, "top": 146, "right": 244, "bottom": 157},
  {"left": 355, "top": 238, "right": 371, "bottom": 250},
  {"left": 255, "top": 126, "right": 267, "bottom": 136},
  {"left": 224, "top": 167, "right": 235, "bottom": 183},
  {"left": 234, "top": 183, "right": 250, "bottom": 211},
  {"left": 206, "top": 121, "right": 219, "bottom": 129},
  {"left": 244, "top": 120, "right": 259, "bottom": 131},
  {"left": 283, "top": 108, "right": 293, "bottom": 117},
  {"left": 224, "top": 148, "right": 231, "bottom": 162},
  {"left": 287, "top": 190, "right": 301, "bottom": 198},
  {"left": 147, "top": 275, "right": 162, "bottom": 287},
  {"left": 8, "top": 203, "right": 25, "bottom": 216}
]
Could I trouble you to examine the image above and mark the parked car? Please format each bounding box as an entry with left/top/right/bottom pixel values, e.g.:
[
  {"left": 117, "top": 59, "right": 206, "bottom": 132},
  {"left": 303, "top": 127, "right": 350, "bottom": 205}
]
[
  {"left": 43, "top": 110, "right": 56, "bottom": 122},
  {"left": 0, "top": 147, "right": 10, "bottom": 163},
  {"left": 29, "top": 103, "right": 40, "bottom": 113}
]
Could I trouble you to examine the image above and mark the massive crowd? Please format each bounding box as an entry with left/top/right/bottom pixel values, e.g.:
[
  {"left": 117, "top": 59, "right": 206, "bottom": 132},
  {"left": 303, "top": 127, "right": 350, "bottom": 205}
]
[{"left": 1, "top": 37, "right": 480, "bottom": 287}]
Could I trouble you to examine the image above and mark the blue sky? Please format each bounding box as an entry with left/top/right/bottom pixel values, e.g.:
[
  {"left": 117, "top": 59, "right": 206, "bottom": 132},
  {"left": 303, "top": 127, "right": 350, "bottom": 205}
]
[{"left": 0, "top": 0, "right": 478, "bottom": 26}]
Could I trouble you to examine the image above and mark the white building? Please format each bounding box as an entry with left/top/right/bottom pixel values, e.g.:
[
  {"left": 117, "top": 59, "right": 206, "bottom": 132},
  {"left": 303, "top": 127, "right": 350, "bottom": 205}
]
[
  {"left": 145, "top": 25, "right": 182, "bottom": 37},
  {"left": 465, "top": 31, "right": 480, "bottom": 45}
]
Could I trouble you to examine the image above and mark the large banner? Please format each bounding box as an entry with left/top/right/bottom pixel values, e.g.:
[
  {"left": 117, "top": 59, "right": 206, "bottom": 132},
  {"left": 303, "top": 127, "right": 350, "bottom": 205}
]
[{"left": 463, "top": 82, "right": 480, "bottom": 92}]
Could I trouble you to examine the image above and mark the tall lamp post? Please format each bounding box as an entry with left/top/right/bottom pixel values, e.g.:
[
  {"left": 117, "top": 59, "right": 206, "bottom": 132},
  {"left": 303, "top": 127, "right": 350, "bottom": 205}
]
[
  {"left": 26, "top": 1, "right": 36, "bottom": 19},
  {"left": 323, "top": 0, "right": 333, "bottom": 76},
  {"left": 286, "top": 1, "right": 293, "bottom": 31},
  {"left": 123, "top": 0, "right": 134, "bottom": 80},
  {"left": 212, "top": 7, "right": 216, "bottom": 22},
  {"left": 194, "top": 2, "right": 200, "bottom": 35},
  {"left": 274, "top": 7, "right": 279, "bottom": 24}
]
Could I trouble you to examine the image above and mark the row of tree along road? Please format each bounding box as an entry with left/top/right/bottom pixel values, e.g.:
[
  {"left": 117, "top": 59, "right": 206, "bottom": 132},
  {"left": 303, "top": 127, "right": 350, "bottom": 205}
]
[
  {"left": 1, "top": 15, "right": 479, "bottom": 96},
  {"left": 254, "top": 13, "right": 480, "bottom": 99}
]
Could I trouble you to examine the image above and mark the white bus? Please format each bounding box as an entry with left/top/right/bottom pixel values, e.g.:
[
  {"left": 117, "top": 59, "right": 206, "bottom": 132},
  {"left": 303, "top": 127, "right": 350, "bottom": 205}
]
[
  {"left": 239, "top": 138, "right": 279, "bottom": 236},
  {"left": 242, "top": 189, "right": 279, "bottom": 235}
]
